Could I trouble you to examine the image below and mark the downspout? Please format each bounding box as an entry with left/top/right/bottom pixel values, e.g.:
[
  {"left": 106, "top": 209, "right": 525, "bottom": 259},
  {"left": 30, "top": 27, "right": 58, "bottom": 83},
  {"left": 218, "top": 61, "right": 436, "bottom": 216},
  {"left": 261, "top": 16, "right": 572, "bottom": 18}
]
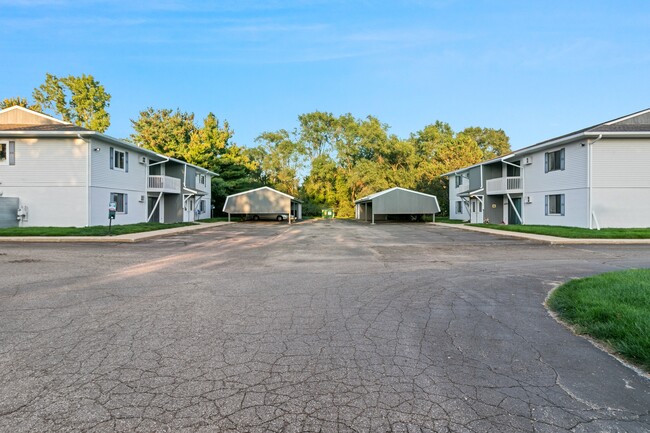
[
  {"left": 78, "top": 134, "right": 92, "bottom": 226},
  {"left": 588, "top": 134, "right": 603, "bottom": 229}
]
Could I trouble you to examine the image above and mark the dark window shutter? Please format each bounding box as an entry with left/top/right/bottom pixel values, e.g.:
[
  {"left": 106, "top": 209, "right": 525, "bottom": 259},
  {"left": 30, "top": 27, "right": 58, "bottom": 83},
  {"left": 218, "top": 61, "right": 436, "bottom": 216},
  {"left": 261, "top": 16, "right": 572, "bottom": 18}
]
[
  {"left": 560, "top": 194, "right": 565, "bottom": 216},
  {"left": 560, "top": 148, "right": 565, "bottom": 170},
  {"left": 125, "top": 152, "right": 129, "bottom": 173},
  {"left": 545, "top": 195, "right": 549, "bottom": 215},
  {"left": 124, "top": 194, "right": 128, "bottom": 214},
  {"left": 8, "top": 141, "right": 15, "bottom": 165},
  {"left": 544, "top": 153, "right": 548, "bottom": 173},
  {"left": 109, "top": 147, "right": 114, "bottom": 169}
]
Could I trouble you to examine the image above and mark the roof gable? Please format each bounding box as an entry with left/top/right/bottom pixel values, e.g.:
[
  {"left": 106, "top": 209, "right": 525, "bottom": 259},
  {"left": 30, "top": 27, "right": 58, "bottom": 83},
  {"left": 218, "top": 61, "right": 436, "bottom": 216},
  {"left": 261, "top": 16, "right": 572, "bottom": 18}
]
[
  {"left": 0, "top": 106, "right": 69, "bottom": 127},
  {"left": 355, "top": 187, "right": 437, "bottom": 203},
  {"left": 225, "top": 186, "right": 297, "bottom": 201}
]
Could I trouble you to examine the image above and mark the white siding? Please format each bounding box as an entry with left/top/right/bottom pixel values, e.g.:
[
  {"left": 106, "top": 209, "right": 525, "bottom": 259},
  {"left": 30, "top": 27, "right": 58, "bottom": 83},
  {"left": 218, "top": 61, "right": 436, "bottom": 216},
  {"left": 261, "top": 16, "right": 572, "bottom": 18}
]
[
  {"left": 89, "top": 139, "right": 149, "bottom": 225},
  {"left": 195, "top": 174, "right": 212, "bottom": 220},
  {"left": 0, "top": 137, "right": 88, "bottom": 227},
  {"left": 521, "top": 141, "right": 590, "bottom": 227},
  {"left": 591, "top": 138, "right": 650, "bottom": 228},
  {"left": 448, "top": 174, "right": 469, "bottom": 220}
]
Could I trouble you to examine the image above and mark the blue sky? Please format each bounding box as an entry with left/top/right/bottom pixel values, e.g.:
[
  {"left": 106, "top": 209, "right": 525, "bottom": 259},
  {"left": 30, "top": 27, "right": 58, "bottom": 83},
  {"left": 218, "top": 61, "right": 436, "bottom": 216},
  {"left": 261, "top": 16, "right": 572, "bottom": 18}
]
[{"left": 1, "top": 0, "right": 649, "bottom": 150}]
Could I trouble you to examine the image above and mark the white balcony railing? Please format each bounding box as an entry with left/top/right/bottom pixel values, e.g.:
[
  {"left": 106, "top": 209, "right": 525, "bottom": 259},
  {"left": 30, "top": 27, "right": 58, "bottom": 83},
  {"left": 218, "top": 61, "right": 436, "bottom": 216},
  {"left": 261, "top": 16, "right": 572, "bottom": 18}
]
[
  {"left": 148, "top": 175, "right": 181, "bottom": 194},
  {"left": 456, "top": 182, "right": 469, "bottom": 193},
  {"left": 486, "top": 176, "right": 522, "bottom": 195}
]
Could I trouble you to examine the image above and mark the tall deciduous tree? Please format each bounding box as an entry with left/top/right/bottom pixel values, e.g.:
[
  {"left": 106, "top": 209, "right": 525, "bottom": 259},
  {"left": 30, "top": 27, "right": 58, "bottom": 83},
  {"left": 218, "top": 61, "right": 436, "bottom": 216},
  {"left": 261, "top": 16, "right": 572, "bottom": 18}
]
[
  {"left": 297, "top": 111, "right": 338, "bottom": 160},
  {"left": 460, "top": 126, "right": 510, "bottom": 160},
  {"left": 32, "top": 73, "right": 111, "bottom": 132},
  {"left": 252, "top": 129, "right": 306, "bottom": 196},
  {"left": 0, "top": 96, "right": 40, "bottom": 111},
  {"left": 130, "top": 108, "right": 196, "bottom": 160}
]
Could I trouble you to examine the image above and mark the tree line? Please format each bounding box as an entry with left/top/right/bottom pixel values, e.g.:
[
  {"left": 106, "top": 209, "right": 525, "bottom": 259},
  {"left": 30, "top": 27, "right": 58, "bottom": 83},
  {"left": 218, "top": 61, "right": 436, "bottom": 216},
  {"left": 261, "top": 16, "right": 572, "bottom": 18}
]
[{"left": 3, "top": 74, "right": 511, "bottom": 216}]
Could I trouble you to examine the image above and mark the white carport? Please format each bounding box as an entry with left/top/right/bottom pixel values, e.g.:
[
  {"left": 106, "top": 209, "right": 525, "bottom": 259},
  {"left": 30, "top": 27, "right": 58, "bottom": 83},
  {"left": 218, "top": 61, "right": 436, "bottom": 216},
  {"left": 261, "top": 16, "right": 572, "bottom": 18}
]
[
  {"left": 223, "top": 186, "right": 302, "bottom": 223},
  {"left": 354, "top": 187, "right": 440, "bottom": 224}
]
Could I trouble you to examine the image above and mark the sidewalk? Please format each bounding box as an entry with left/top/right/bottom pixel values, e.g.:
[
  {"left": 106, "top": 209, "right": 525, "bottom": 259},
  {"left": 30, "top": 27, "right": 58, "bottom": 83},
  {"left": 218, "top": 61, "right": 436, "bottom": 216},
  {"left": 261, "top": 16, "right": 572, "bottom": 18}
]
[
  {"left": 0, "top": 222, "right": 233, "bottom": 243},
  {"left": 433, "top": 223, "right": 650, "bottom": 245}
]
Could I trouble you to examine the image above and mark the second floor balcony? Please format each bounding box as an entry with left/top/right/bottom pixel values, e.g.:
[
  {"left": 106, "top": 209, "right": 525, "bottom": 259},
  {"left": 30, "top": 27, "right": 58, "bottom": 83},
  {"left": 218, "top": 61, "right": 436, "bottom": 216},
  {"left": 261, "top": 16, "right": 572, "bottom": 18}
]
[
  {"left": 486, "top": 176, "right": 522, "bottom": 195},
  {"left": 148, "top": 175, "right": 181, "bottom": 194}
]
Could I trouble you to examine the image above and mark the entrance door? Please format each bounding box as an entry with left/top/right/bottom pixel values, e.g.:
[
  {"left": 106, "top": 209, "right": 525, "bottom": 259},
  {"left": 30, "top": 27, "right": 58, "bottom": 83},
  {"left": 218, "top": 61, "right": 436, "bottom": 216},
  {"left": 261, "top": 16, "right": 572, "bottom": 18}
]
[
  {"left": 147, "top": 196, "right": 160, "bottom": 223},
  {"left": 508, "top": 197, "right": 522, "bottom": 225},
  {"left": 470, "top": 197, "right": 484, "bottom": 224},
  {"left": 184, "top": 195, "right": 195, "bottom": 222}
]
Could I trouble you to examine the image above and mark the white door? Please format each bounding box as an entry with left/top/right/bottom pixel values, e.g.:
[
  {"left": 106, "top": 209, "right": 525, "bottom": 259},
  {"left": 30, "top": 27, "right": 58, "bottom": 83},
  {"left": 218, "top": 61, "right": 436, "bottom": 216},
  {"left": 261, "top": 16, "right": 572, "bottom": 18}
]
[
  {"left": 470, "top": 197, "right": 484, "bottom": 224},
  {"left": 184, "top": 195, "right": 195, "bottom": 222}
]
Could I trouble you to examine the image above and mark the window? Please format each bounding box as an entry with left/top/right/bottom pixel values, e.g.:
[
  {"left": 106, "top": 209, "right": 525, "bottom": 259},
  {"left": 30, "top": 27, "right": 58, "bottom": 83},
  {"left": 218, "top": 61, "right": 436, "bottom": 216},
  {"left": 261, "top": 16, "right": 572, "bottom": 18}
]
[
  {"left": 455, "top": 175, "right": 463, "bottom": 188},
  {"left": 199, "top": 174, "right": 206, "bottom": 185},
  {"left": 198, "top": 200, "right": 206, "bottom": 213},
  {"left": 455, "top": 201, "right": 463, "bottom": 214},
  {"left": 545, "top": 194, "right": 565, "bottom": 216},
  {"left": 0, "top": 141, "right": 15, "bottom": 165},
  {"left": 110, "top": 147, "right": 128, "bottom": 172},
  {"left": 110, "top": 192, "right": 128, "bottom": 213},
  {"left": 545, "top": 148, "right": 565, "bottom": 173},
  {"left": 472, "top": 201, "right": 476, "bottom": 212},
  {"left": 114, "top": 150, "right": 125, "bottom": 170}
]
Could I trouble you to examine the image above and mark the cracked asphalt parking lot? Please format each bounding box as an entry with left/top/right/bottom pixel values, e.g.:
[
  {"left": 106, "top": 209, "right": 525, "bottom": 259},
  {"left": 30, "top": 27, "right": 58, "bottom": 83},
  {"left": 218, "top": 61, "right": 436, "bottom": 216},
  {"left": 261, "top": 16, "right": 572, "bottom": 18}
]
[{"left": 1, "top": 220, "right": 649, "bottom": 432}]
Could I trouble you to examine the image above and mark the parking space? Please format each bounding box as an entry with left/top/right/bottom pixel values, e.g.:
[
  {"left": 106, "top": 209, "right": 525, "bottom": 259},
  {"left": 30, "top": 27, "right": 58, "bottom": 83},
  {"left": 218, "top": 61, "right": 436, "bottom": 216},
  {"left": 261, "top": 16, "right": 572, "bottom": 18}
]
[{"left": 0, "top": 220, "right": 649, "bottom": 432}]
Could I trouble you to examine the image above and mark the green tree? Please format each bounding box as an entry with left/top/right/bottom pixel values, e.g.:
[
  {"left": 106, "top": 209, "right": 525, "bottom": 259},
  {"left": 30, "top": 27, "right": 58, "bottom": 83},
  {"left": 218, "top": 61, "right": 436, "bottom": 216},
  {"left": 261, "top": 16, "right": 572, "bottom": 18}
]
[
  {"left": 302, "top": 154, "right": 338, "bottom": 207},
  {"left": 32, "top": 73, "right": 111, "bottom": 132},
  {"left": 459, "top": 126, "right": 511, "bottom": 160},
  {"left": 186, "top": 113, "right": 234, "bottom": 169},
  {"left": 130, "top": 108, "right": 196, "bottom": 160},
  {"left": 252, "top": 130, "right": 306, "bottom": 196},
  {"left": 0, "top": 96, "right": 40, "bottom": 111},
  {"left": 297, "top": 111, "right": 338, "bottom": 160}
]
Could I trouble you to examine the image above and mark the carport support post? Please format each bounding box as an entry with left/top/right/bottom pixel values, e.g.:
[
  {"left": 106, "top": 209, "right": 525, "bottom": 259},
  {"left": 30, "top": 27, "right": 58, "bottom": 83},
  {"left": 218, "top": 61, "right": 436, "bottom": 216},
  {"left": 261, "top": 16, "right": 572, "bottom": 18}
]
[
  {"left": 228, "top": 213, "right": 230, "bottom": 222},
  {"left": 372, "top": 209, "right": 375, "bottom": 225}
]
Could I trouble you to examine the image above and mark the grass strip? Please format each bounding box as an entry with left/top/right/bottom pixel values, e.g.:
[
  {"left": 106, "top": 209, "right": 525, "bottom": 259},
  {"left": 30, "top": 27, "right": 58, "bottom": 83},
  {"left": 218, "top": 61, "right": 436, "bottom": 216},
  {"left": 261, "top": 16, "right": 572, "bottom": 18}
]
[
  {"left": 547, "top": 269, "right": 650, "bottom": 371},
  {"left": 0, "top": 222, "right": 197, "bottom": 237},
  {"left": 473, "top": 224, "right": 650, "bottom": 239}
]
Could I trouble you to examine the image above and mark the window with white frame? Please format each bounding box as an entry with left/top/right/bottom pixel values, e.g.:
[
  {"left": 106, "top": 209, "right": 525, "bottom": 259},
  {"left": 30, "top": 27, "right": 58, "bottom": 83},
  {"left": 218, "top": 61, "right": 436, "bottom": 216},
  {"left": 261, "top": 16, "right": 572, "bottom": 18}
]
[
  {"left": 198, "top": 199, "right": 206, "bottom": 213},
  {"left": 110, "top": 147, "right": 128, "bottom": 171},
  {"left": 110, "top": 192, "right": 127, "bottom": 213},
  {"left": 545, "top": 194, "right": 564, "bottom": 216},
  {"left": 114, "top": 149, "right": 125, "bottom": 170},
  {"left": 455, "top": 201, "right": 463, "bottom": 214},
  {"left": 545, "top": 148, "right": 565, "bottom": 173},
  {"left": 455, "top": 175, "right": 463, "bottom": 188},
  {"left": 199, "top": 174, "right": 206, "bottom": 185}
]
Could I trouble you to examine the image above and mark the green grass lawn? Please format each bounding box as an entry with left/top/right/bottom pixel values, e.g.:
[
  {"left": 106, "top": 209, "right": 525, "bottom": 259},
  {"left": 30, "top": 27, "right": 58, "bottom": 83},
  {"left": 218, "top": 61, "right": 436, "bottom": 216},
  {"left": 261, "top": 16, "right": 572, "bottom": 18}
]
[
  {"left": 473, "top": 224, "right": 650, "bottom": 239},
  {"left": 547, "top": 269, "right": 650, "bottom": 371},
  {"left": 435, "top": 217, "right": 467, "bottom": 224},
  {"left": 0, "top": 222, "right": 197, "bottom": 237},
  {"left": 200, "top": 217, "right": 230, "bottom": 222}
]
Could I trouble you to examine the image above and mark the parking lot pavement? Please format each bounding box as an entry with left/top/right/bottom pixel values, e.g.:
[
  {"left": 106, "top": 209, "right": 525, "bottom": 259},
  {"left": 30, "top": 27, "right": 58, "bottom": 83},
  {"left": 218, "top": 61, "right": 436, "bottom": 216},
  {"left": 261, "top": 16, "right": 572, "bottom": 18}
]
[{"left": 1, "top": 220, "right": 649, "bottom": 432}]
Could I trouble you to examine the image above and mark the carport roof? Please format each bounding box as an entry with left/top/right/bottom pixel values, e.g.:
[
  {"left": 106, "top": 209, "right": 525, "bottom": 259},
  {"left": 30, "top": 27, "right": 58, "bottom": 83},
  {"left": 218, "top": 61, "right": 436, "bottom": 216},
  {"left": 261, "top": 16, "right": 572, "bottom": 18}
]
[
  {"left": 354, "top": 187, "right": 437, "bottom": 204},
  {"left": 225, "top": 186, "right": 302, "bottom": 203}
]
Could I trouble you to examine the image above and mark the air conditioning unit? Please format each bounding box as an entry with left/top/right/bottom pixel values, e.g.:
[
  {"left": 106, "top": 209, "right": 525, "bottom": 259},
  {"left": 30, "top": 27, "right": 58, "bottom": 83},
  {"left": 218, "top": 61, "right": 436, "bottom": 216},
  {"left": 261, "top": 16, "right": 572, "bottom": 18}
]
[
  {"left": 525, "top": 196, "right": 533, "bottom": 204},
  {"left": 139, "top": 195, "right": 145, "bottom": 203},
  {"left": 524, "top": 156, "right": 533, "bottom": 165},
  {"left": 139, "top": 156, "right": 147, "bottom": 164}
]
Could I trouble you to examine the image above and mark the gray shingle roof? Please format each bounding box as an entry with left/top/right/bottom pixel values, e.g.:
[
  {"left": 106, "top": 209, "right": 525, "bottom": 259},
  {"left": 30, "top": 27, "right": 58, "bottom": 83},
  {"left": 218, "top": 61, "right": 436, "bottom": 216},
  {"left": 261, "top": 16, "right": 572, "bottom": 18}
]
[{"left": 0, "top": 123, "right": 90, "bottom": 132}]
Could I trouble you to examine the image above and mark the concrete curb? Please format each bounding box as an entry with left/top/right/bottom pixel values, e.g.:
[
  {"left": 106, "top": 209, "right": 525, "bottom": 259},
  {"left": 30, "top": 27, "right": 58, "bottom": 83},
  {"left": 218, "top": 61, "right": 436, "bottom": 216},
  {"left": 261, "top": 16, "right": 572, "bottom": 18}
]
[
  {"left": 0, "top": 222, "right": 234, "bottom": 243},
  {"left": 432, "top": 223, "right": 650, "bottom": 245}
]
